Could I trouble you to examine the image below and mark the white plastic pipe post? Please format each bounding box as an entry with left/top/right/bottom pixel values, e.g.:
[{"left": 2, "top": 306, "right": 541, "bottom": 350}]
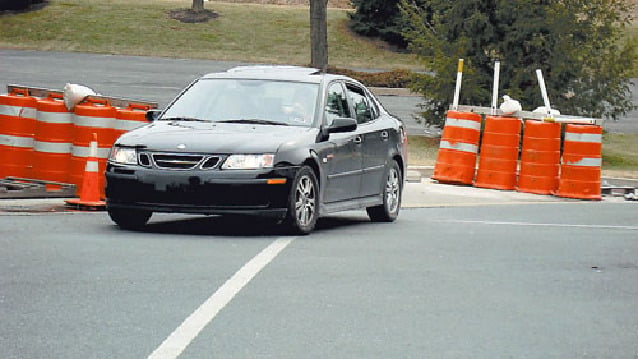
[
  {"left": 536, "top": 69, "right": 552, "bottom": 116},
  {"left": 452, "top": 59, "right": 464, "bottom": 110},
  {"left": 491, "top": 61, "right": 500, "bottom": 115}
]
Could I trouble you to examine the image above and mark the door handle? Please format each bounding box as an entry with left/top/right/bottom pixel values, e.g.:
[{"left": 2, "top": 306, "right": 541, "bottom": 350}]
[{"left": 353, "top": 136, "right": 362, "bottom": 144}]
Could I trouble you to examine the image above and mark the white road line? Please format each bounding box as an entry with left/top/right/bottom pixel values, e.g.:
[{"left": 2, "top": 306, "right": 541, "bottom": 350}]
[
  {"left": 148, "top": 236, "right": 296, "bottom": 359},
  {"left": 442, "top": 219, "right": 638, "bottom": 230}
]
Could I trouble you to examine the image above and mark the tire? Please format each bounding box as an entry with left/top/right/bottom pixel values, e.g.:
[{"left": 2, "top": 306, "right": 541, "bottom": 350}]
[
  {"left": 284, "top": 166, "right": 319, "bottom": 235},
  {"left": 107, "top": 208, "right": 152, "bottom": 230},
  {"left": 367, "top": 160, "right": 402, "bottom": 222}
]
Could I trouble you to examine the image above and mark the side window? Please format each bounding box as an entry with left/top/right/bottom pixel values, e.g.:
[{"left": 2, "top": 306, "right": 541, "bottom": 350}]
[
  {"left": 325, "top": 82, "right": 350, "bottom": 125},
  {"left": 346, "top": 84, "right": 375, "bottom": 124},
  {"left": 365, "top": 88, "right": 380, "bottom": 119}
]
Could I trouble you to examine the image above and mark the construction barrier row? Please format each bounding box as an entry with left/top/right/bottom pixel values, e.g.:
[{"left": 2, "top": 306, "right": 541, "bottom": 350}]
[
  {"left": 0, "top": 87, "right": 156, "bottom": 198},
  {"left": 433, "top": 111, "right": 603, "bottom": 200}
]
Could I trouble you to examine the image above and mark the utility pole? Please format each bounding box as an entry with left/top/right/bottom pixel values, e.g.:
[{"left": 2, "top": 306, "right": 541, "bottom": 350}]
[{"left": 310, "top": 0, "right": 328, "bottom": 72}]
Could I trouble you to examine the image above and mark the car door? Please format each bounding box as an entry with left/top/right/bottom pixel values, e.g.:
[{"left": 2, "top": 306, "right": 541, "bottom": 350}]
[
  {"left": 345, "top": 82, "right": 388, "bottom": 197},
  {"left": 322, "top": 81, "right": 363, "bottom": 203}
]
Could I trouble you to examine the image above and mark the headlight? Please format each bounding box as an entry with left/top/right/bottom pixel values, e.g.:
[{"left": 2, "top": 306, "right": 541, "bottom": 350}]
[
  {"left": 222, "top": 154, "right": 274, "bottom": 170},
  {"left": 109, "top": 147, "right": 138, "bottom": 165}
]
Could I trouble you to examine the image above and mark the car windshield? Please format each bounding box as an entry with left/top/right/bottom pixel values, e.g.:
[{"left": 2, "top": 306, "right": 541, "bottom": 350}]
[{"left": 161, "top": 78, "right": 319, "bottom": 127}]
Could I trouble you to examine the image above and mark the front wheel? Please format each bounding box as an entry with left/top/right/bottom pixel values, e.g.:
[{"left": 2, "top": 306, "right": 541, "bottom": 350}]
[
  {"left": 283, "top": 166, "right": 319, "bottom": 235},
  {"left": 107, "top": 208, "right": 152, "bottom": 230},
  {"left": 367, "top": 160, "right": 402, "bottom": 222}
]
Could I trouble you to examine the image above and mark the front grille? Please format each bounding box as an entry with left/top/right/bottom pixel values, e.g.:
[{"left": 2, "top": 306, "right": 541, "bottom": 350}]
[
  {"left": 143, "top": 152, "right": 222, "bottom": 170},
  {"left": 201, "top": 156, "right": 221, "bottom": 169},
  {"left": 139, "top": 153, "right": 151, "bottom": 166},
  {"left": 152, "top": 154, "right": 204, "bottom": 169}
]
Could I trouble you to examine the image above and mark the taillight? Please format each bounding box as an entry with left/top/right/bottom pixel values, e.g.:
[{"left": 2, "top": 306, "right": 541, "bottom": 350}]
[{"left": 400, "top": 128, "right": 408, "bottom": 144}]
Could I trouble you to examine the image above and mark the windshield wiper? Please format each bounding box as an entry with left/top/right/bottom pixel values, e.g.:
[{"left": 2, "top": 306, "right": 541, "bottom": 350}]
[
  {"left": 217, "top": 119, "right": 289, "bottom": 126},
  {"left": 161, "top": 117, "right": 209, "bottom": 122}
]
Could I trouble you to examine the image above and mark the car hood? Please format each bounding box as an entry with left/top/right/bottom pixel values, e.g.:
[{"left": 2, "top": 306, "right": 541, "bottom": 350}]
[{"left": 116, "top": 120, "right": 317, "bottom": 153}]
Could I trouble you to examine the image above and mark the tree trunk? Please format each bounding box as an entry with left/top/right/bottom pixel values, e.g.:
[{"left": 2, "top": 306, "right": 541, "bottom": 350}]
[
  {"left": 192, "top": 0, "right": 204, "bottom": 11},
  {"left": 310, "top": 0, "right": 328, "bottom": 72}
]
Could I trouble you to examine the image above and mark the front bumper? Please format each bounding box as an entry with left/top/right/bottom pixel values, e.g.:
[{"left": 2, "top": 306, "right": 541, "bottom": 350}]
[{"left": 105, "top": 163, "right": 299, "bottom": 218}]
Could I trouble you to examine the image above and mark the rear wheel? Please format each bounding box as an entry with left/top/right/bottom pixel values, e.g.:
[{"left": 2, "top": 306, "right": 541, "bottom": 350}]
[
  {"left": 367, "top": 160, "right": 402, "bottom": 222},
  {"left": 284, "top": 166, "right": 319, "bottom": 235},
  {"left": 107, "top": 208, "right": 152, "bottom": 230}
]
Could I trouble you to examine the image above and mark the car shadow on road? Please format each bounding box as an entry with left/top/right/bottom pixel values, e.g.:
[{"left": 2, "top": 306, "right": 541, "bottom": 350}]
[{"left": 114, "top": 213, "right": 372, "bottom": 237}]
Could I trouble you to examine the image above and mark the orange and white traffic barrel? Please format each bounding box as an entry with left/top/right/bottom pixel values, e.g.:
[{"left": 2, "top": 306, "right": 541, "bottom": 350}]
[
  {"left": 517, "top": 120, "right": 561, "bottom": 195},
  {"left": 556, "top": 124, "right": 602, "bottom": 200},
  {"left": 33, "top": 92, "right": 74, "bottom": 184},
  {"left": 70, "top": 97, "right": 116, "bottom": 197},
  {"left": 432, "top": 110, "right": 482, "bottom": 185},
  {"left": 112, "top": 103, "right": 152, "bottom": 143},
  {"left": 474, "top": 116, "right": 522, "bottom": 190},
  {"left": 0, "top": 88, "right": 37, "bottom": 178}
]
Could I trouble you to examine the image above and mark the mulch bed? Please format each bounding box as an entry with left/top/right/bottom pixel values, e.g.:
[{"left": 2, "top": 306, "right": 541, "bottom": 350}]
[
  {"left": 168, "top": 8, "right": 220, "bottom": 23},
  {"left": 0, "top": 0, "right": 48, "bottom": 14}
]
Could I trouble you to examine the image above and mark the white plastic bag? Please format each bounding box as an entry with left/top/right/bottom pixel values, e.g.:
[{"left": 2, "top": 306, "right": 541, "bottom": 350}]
[
  {"left": 533, "top": 106, "right": 561, "bottom": 115},
  {"left": 63, "top": 83, "right": 97, "bottom": 111},
  {"left": 499, "top": 95, "right": 522, "bottom": 115}
]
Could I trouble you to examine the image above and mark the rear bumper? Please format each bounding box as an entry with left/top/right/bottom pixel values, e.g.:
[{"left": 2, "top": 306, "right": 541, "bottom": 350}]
[{"left": 105, "top": 163, "right": 299, "bottom": 218}]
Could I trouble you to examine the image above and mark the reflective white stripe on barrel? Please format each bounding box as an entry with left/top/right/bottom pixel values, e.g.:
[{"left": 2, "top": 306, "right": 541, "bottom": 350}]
[
  {"left": 565, "top": 157, "right": 602, "bottom": 167},
  {"left": 72, "top": 145, "right": 111, "bottom": 159},
  {"left": 0, "top": 105, "right": 37, "bottom": 118},
  {"left": 33, "top": 141, "right": 72, "bottom": 154},
  {"left": 0, "top": 105, "right": 20, "bottom": 117},
  {"left": 1, "top": 135, "right": 34, "bottom": 148},
  {"left": 439, "top": 140, "right": 479, "bottom": 154},
  {"left": 21, "top": 107, "right": 37, "bottom": 119},
  {"left": 114, "top": 119, "right": 147, "bottom": 131},
  {"left": 74, "top": 115, "right": 115, "bottom": 128},
  {"left": 37, "top": 111, "right": 73, "bottom": 124},
  {"left": 445, "top": 118, "right": 482, "bottom": 131},
  {"left": 564, "top": 133, "right": 602, "bottom": 143}
]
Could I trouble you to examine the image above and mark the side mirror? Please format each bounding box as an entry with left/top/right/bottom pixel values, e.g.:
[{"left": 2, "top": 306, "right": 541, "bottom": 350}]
[
  {"left": 145, "top": 109, "right": 162, "bottom": 122},
  {"left": 327, "top": 118, "right": 357, "bottom": 134}
]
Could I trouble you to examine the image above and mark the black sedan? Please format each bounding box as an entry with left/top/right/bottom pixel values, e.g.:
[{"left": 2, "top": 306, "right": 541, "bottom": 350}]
[{"left": 105, "top": 66, "right": 407, "bottom": 234}]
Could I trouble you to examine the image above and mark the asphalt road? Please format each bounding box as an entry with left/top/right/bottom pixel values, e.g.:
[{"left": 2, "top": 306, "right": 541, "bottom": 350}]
[
  {"left": 1, "top": 203, "right": 637, "bottom": 358},
  {"left": 3, "top": 49, "right": 636, "bottom": 134}
]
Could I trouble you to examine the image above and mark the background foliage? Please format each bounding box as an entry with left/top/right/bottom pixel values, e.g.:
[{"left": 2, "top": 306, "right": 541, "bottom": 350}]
[
  {"left": 400, "top": 0, "right": 638, "bottom": 126},
  {"left": 349, "top": 0, "right": 410, "bottom": 48}
]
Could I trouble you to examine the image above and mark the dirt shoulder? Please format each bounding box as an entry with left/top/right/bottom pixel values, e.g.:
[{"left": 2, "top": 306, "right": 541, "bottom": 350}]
[{"left": 603, "top": 170, "right": 638, "bottom": 179}]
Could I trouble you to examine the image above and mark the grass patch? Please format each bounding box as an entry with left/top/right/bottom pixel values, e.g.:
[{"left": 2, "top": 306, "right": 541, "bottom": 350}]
[
  {"left": 602, "top": 133, "right": 638, "bottom": 171},
  {"left": 0, "top": 0, "right": 419, "bottom": 69},
  {"left": 407, "top": 136, "right": 439, "bottom": 166}
]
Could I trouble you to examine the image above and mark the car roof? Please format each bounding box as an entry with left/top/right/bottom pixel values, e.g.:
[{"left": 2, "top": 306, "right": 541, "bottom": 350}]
[{"left": 201, "top": 65, "right": 350, "bottom": 84}]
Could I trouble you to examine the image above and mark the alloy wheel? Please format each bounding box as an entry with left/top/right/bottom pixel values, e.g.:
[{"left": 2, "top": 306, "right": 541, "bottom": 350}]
[
  {"left": 385, "top": 167, "right": 400, "bottom": 214},
  {"left": 295, "top": 175, "right": 316, "bottom": 227}
]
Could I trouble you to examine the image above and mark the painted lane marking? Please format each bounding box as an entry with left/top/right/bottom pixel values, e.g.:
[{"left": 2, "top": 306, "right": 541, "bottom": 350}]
[
  {"left": 441, "top": 219, "right": 638, "bottom": 231},
  {"left": 148, "top": 236, "right": 296, "bottom": 359}
]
